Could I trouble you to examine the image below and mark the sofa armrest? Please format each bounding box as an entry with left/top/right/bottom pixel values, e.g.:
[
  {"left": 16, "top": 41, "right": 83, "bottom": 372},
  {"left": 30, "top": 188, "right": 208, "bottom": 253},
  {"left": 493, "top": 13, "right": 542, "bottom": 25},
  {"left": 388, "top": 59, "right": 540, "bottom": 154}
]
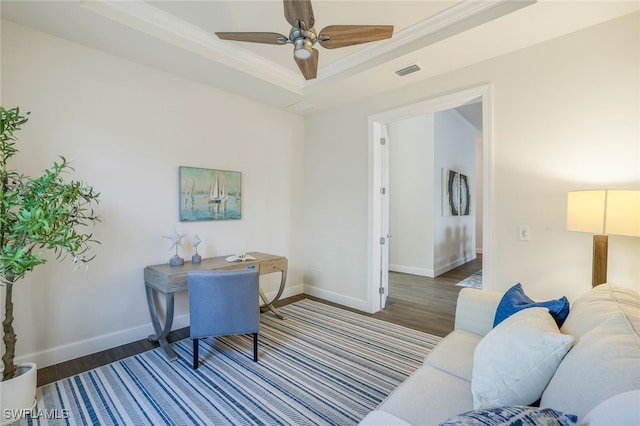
[
  {"left": 358, "top": 410, "right": 413, "bottom": 426},
  {"left": 454, "top": 288, "right": 502, "bottom": 336}
]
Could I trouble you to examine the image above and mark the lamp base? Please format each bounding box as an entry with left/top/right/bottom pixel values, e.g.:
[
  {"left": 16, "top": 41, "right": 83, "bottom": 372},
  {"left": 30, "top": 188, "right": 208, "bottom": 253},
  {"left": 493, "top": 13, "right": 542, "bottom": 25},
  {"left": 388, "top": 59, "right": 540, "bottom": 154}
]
[{"left": 592, "top": 234, "right": 608, "bottom": 287}]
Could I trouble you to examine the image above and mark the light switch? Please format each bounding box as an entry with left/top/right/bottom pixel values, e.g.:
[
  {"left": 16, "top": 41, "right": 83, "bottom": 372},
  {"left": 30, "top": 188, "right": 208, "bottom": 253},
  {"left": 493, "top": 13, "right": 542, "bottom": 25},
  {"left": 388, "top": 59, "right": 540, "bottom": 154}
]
[{"left": 519, "top": 225, "right": 531, "bottom": 241}]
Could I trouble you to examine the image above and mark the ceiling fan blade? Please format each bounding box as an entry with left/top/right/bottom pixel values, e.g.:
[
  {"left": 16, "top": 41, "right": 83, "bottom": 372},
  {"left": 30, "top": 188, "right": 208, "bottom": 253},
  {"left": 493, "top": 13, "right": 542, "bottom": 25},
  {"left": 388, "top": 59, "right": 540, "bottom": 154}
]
[
  {"left": 215, "top": 32, "right": 288, "bottom": 45},
  {"left": 283, "top": 0, "right": 315, "bottom": 30},
  {"left": 294, "top": 48, "right": 319, "bottom": 80},
  {"left": 318, "top": 25, "right": 394, "bottom": 49}
]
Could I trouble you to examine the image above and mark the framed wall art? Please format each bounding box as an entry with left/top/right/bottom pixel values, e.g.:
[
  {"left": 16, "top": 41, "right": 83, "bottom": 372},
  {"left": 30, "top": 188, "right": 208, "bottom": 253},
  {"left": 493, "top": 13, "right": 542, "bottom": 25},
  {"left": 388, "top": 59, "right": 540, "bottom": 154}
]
[
  {"left": 442, "top": 169, "right": 471, "bottom": 216},
  {"left": 179, "top": 166, "right": 241, "bottom": 221}
]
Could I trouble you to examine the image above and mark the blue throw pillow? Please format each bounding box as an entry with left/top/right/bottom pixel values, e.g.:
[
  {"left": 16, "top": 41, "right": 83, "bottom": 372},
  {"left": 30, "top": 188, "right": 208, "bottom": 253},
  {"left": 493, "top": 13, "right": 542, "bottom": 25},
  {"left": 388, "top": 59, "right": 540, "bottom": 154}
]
[
  {"left": 493, "top": 283, "right": 570, "bottom": 328},
  {"left": 439, "top": 406, "right": 577, "bottom": 426}
]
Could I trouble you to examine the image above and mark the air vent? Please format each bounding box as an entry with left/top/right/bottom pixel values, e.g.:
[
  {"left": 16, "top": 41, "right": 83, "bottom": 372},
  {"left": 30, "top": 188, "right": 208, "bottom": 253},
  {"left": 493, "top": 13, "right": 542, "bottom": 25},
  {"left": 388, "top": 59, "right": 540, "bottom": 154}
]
[{"left": 394, "top": 64, "right": 422, "bottom": 77}]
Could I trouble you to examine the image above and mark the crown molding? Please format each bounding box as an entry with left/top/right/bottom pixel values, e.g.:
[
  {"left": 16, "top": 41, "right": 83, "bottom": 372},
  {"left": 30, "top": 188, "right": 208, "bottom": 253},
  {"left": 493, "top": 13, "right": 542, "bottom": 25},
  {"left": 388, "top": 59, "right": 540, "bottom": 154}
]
[
  {"left": 80, "top": 0, "right": 534, "bottom": 92},
  {"left": 80, "top": 0, "right": 304, "bottom": 93},
  {"left": 314, "top": 0, "right": 535, "bottom": 83}
]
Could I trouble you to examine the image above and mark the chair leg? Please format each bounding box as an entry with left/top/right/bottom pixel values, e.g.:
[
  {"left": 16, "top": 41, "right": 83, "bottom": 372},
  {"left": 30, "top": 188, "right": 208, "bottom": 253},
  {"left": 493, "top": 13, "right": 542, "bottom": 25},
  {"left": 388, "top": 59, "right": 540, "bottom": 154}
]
[
  {"left": 193, "top": 338, "right": 199, "bottom": 370},
  {"left": 253, "top": 333, "right": 258, "bottom": 362}
]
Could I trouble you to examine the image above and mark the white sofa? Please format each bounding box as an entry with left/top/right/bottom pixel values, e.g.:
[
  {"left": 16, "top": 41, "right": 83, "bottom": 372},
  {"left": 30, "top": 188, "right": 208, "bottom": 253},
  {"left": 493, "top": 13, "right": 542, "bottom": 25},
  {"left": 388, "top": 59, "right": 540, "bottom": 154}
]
[{"left": 359, "top": 283, "right": 640, "bottom": 425}]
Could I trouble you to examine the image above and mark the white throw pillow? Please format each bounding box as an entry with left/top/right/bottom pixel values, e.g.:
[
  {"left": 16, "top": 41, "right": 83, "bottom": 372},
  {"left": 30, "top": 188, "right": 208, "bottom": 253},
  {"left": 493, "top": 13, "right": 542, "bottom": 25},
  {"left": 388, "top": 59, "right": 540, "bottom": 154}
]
[{"left": 471, "top": 307, "right": 574, "bottom": 409}]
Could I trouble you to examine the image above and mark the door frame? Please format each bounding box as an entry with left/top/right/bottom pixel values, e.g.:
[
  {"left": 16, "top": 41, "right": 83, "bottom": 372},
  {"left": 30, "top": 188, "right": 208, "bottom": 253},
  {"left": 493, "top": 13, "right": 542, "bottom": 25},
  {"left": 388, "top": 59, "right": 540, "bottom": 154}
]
[{"left": 367, "top": 84, "right": 493, "bottom": 313}]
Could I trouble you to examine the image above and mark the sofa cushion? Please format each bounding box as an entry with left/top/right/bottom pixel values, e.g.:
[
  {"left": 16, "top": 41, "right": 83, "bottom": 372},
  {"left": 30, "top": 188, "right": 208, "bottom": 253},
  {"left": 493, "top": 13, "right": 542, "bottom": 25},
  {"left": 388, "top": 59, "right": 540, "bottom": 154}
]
[
  {"left": 376, "top": 365, "right": 474, "bottom": 426},
  {"left": 578, "top": 390, "right": 640, "bottom": 426},
  {"left": 560, "top": 284, "right": 639, "bottom": 338},
  {"left": 454, "top": 288, "right": 502, "bottom": 336},
  {"left": 472, "top": 307, "right": 574, "bottom": 409},
  {"left": 425, "top": 329, "right": 482, "bottom": 382},
  {"left": 493, "top": 283, "right": 570, "bottom": 327},
  {"left": 540, "top": 284, "right": 640, "bottom": 420},
  {"left": 439, "top": 406, "right": 578, "bottom": 426}
]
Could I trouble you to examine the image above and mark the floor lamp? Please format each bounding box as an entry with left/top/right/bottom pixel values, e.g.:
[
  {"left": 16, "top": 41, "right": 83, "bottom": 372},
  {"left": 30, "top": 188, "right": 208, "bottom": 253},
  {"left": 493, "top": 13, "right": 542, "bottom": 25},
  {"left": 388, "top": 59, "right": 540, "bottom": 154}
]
[{"left": 567, "top": 190, "right": 640, "bottom": 287}]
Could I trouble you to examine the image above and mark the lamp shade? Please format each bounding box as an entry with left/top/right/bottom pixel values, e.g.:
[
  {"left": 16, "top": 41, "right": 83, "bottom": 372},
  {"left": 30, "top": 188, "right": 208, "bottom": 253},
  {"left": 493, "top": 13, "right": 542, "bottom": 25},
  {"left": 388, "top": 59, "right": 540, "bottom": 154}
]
[{"left": 567, "top": 190, "right": 640, "bottom": 237}]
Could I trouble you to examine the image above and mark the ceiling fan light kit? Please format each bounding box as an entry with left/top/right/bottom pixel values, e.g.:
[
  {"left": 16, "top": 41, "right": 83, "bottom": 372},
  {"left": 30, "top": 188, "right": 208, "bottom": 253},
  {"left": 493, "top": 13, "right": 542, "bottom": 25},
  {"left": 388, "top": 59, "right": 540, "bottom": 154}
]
[
  {"left": 292, "top": 28, "right": 316, "bottom": 60},
  {"left": 294, "top": 39, "right": 314, "bottom": 60},
  {"left": 215, "top": 0, "right": 394, "bottom": 80}
]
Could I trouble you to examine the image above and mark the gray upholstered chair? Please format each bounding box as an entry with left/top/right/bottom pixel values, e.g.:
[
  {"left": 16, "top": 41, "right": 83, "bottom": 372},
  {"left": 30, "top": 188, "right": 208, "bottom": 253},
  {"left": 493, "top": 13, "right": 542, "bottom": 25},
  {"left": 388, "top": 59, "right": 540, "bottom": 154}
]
[{"left": 188, "top": 268, "right": 260, "bottom": 369}]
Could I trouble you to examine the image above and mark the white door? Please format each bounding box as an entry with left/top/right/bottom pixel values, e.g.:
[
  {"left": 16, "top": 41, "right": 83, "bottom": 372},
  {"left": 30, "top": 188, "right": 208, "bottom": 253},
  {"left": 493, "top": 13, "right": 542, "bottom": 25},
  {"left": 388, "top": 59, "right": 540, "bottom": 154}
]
[{"left": 379, "top": 124, "right": 390, "bottom": 309}]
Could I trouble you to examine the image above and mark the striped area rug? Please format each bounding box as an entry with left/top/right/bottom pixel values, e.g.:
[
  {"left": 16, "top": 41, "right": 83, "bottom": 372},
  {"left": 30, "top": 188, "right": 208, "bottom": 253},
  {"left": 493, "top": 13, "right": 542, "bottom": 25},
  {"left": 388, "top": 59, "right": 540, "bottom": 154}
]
[{"left": 12, "top": 299, "right": 441, "bottom": 425}]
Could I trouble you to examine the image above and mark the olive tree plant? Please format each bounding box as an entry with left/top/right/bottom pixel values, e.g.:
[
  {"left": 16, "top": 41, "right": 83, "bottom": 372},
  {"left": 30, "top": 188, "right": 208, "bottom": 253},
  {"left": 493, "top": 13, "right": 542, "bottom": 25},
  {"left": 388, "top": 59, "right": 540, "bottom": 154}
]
[{"left": 1, "top": 107, "right": 100, "bottom": 380}]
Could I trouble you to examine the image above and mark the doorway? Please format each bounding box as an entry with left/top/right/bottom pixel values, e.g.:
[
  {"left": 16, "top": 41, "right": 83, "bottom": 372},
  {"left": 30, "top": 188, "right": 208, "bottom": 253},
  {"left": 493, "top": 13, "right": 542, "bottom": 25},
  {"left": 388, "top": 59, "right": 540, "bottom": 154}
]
[{"left": 368, "top": 85, "right": 493, "bottom": 313}]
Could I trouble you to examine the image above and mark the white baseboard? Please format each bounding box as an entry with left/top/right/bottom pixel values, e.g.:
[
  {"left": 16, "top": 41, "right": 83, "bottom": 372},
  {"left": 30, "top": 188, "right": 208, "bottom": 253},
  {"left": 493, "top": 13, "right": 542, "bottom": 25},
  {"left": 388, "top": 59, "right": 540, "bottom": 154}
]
[
  {"left": 303, "top": 284, "right": 369, "bottom": 312},
  {"left": 277, "top": 284, "right": 304, "bottom": 300},
  {"left": 15, "top": 316, "right": 189, "bottom": 369},
  {"left": 16, "top": 283, "right": 305, "bottom": 369},
  {"left": 434, "top": 253, "right": 477, "bottom": 277},
  {"left": 389, "top": 264, "right": 435, "bottom": 277}
]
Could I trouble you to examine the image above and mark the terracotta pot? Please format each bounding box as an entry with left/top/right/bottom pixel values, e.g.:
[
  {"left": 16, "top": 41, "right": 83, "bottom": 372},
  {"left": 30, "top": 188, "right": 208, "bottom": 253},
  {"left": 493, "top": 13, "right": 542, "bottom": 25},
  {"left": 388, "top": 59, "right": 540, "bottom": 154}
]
[{"left": 0, "top": 362, "right": 37, "bottom": 424}]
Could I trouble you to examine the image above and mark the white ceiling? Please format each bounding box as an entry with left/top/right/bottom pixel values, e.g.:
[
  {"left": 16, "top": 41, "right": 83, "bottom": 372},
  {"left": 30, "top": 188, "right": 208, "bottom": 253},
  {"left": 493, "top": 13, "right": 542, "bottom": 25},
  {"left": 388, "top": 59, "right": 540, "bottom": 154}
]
[{"left": 2, "top": 1, "right": 639, "bottom": 115}]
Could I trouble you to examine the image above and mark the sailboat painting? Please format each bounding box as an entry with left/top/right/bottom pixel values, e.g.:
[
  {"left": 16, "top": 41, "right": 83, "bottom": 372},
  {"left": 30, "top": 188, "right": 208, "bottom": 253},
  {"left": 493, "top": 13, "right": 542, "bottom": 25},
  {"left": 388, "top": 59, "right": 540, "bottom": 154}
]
[{"left": 179, "top": 166, "right": 241, "bottom": 221}]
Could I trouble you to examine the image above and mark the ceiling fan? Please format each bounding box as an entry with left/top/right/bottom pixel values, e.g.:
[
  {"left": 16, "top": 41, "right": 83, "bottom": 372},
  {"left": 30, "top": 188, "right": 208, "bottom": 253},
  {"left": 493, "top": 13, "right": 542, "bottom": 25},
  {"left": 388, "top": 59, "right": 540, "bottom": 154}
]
[{"left": 215, "top": 0, "right": 394, "bottom": 80}]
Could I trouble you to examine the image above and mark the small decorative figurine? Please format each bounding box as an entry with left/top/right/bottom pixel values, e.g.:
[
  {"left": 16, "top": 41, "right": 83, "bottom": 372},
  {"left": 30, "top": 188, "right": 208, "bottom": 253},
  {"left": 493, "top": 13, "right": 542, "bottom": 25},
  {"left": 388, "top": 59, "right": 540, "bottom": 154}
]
[
  {"left": 163, "top": 226, "right": 186, "bottom": 266},
  {"left": 191, "top": 234, "right": 202, "bottom": 264}
]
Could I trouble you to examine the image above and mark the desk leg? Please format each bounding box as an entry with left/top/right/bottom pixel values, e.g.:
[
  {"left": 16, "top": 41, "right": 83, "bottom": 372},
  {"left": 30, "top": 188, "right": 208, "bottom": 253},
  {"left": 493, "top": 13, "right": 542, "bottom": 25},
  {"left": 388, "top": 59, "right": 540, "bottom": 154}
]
[
  {"left": 260, "top": 269, "right": 288, "bottom": 319},
  {"left": 145, "top": 286, "right": 178, "bottom": 361}
]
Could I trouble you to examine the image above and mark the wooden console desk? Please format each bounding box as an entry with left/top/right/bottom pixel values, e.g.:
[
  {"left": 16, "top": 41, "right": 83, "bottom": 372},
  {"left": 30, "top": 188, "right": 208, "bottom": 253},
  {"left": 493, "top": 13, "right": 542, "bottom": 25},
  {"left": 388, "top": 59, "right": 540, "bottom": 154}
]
[{"left": 144, "top": 252, "right": 288, "bottom": 361}]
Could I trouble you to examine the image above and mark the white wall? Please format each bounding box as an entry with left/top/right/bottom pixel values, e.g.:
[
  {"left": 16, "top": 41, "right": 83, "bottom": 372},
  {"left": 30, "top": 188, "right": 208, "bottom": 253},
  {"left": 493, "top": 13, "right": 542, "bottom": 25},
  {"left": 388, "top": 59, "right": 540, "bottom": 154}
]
[
  {"left": 304, "top": 12, "right": 640, "bottom": 307},
  {"left": 388, "top": 115, "right": 434, "bottom": 276},
  {"left": 433, "top": 109, "right": 477, "bottom": 275},
  {"left": 1, "top": 20, "right": 305, "bottom": 367}
]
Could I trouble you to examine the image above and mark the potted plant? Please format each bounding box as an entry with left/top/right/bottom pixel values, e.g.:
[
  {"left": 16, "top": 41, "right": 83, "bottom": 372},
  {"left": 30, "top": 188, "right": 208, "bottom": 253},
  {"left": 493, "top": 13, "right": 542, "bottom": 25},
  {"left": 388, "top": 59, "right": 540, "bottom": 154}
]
[{"left": 0, "top": 106, "right": 100, "bottom": 412}]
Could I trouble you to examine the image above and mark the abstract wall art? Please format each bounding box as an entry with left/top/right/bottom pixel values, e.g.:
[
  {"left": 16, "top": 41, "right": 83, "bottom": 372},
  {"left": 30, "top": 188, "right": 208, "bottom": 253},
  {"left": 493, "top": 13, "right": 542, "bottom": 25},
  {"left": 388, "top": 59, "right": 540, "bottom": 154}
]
[{"left": 442, "top": 169, "right": 471, "bottom": 216}]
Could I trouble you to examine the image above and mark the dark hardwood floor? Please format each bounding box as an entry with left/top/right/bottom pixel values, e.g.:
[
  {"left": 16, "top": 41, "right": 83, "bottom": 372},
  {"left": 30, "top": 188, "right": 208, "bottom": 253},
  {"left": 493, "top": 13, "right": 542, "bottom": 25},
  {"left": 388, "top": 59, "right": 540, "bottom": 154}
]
[
  {"left": 382, "top": 255, "right": 482, "bottom": 337},
  {"left": 36, "top": 256, "right": 481, "bottom": 387}
]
